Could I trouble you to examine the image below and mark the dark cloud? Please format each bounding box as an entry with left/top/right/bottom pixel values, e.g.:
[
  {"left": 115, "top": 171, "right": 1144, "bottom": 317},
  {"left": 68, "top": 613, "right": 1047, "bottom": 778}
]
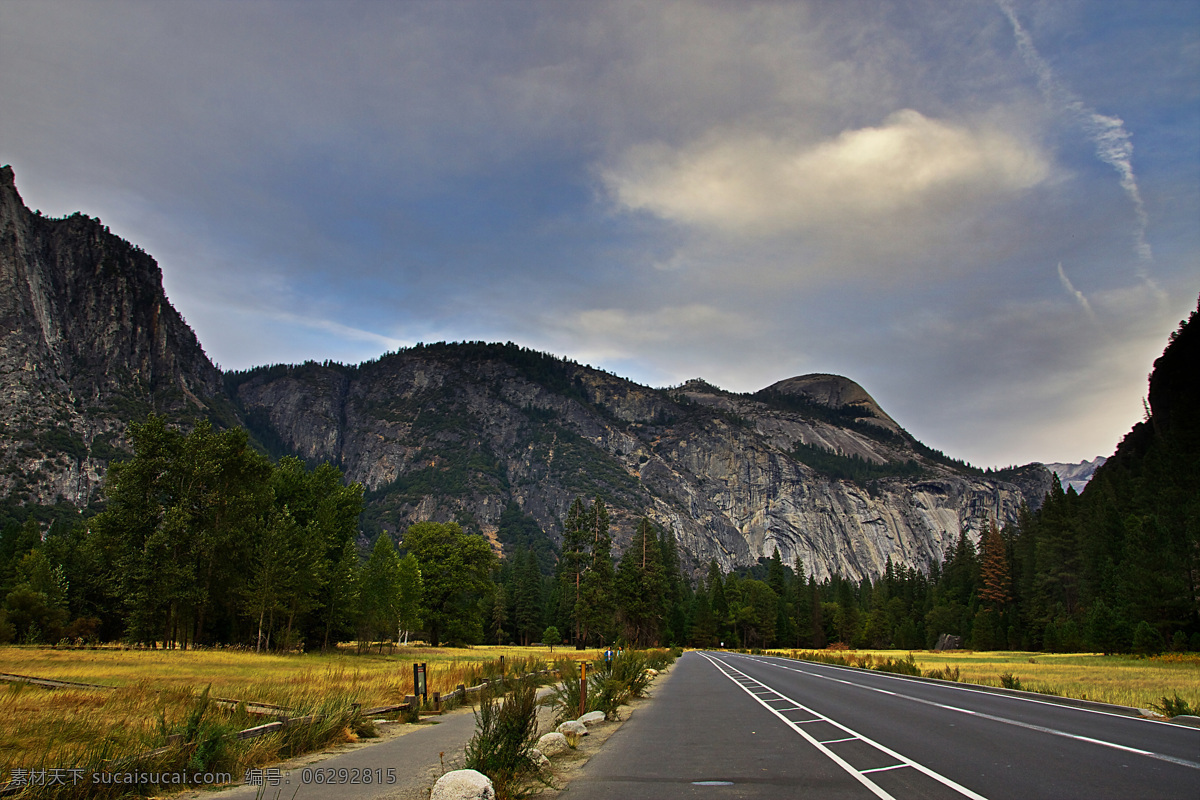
[{"left": 1, "top": 0, "right": 1196, "bottom": 466}]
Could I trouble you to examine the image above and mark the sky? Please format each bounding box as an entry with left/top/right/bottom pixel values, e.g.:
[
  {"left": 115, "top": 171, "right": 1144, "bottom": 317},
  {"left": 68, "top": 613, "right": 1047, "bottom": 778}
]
[{"left": 2, "top": 0, "right": 1197, "bottom": 469}]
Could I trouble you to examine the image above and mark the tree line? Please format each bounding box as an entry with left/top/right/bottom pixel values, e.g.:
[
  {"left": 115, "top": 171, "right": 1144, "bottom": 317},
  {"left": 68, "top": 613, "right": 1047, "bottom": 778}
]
[
  {"left": 1, "top": 301, "right": 1194, "bottom": 653},
  {"left": 0, "top": 416, "right": 491, "bottom": 650}
]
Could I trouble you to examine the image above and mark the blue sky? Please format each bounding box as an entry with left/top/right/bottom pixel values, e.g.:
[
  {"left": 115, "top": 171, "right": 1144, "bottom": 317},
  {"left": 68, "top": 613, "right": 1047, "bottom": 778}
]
[{"left": 2, "top": 0, "right": 1197, "bottom": 468}]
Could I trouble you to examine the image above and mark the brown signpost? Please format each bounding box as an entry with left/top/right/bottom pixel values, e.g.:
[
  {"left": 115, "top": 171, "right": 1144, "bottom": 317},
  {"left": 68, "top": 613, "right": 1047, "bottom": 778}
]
[
  {"left": 413, "top": 662, "right": 427, "bottom": 704},
  {"left": 579, "top": 661, "right": 587, "bottom": 718}
]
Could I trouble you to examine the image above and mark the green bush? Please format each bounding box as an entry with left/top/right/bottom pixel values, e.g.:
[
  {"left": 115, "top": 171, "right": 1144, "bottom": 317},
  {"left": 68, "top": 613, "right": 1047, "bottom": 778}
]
[
  {"left": 545, "top": 660, "right": 597, "bottom": 727},
  {"left": 587, "top": 674, "right": 630, "bottom": 721},
  {"left": 465, "top": 680, "right": 544, "bottom": 800},
  {"left": 1149, "top": 693, "right": 1196, "bottom": 719},
  {"left": 179, "top": 685, "right": 232, "bottom": 774},
  {"left": 999, "top": 672, "right": 1024, "bottom": 691},
  {"left": 643, "top": 649, "right": 674, "bottom": 671},
  {"left": 608, "top": 651, "right": 651, "bottom": 699}
]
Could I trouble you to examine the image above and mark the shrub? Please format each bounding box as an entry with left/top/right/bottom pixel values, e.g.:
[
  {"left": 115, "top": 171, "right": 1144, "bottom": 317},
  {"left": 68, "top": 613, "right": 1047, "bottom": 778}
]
[
  {"left": 643, "top": 648, "right": 678, "bottom": 671},
  {"left": 587, "top": 673, "right": 630, "bottom": 721},
  {"left": 926, "top": 665, "right": 961, "bottom": 682},
  {"left": 179, "top": 685, "right": 232, "bottom": 774},
  {"left": 609, "top": 651, "right": 651, "bottom": 699},
  {"left": 545, "top": 659, "right": 596, "bottom": 727},
  {"left": 873, "top": 654, "right": 921, "bottom": 677},
  {"left": 1149, "top": 694, "right": 1196, "bottom": 719},
  {"left": 465, "top": 680, "right": 544, "bottom": 800},
  {"left": 999, "top": 672, "right": 1023, "bottom": 691}
]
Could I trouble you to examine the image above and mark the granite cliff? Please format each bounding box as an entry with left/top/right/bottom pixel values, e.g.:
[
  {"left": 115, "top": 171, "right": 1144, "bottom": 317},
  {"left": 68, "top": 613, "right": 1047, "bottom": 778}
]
[
  {"left": 0, "top": 167, "right": 1054, "bottom": 579},
  {"left": 0, "top": 166, "right": 229, "bottom": 510},
  {"left": 228, "top": 347, "right": 1052, "bottom": 581}
]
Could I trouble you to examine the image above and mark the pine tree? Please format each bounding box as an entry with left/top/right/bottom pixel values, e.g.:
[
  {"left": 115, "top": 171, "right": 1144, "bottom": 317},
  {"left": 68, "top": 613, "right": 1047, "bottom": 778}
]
[
  {"left": 688, "top": 580, "right": 717, "bottom": 647},
  {"left": 708, "top": 560, "right": 730, "bottom": 645},
  {"left": 556, "top": 497, "right": 589, "bottom": 645},
  {"left": 978, "top": 522, "right": 1012, "bottom": 612},
  {"left": 615, "top": 517, "right": 666, "bottom": 646},
  {"left": 576, "top": 498, "right": 615, "bottom": 646},
  {"left": 767, "top": 548, "right": 792, "bottom": 648},
  {"left": 792, "top": 555, "right": 814, "bottom": 647},
  {"left": 512, "top": 548, "right": 542, "bottom": 645},
  {"left": 358, "top": 534, "right": 402, "bottom": 652}
]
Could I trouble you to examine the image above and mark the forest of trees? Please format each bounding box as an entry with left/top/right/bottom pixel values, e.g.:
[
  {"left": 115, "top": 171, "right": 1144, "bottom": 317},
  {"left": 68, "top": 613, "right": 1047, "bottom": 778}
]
[
  {"left": 488, "top": 300, "right": 1196, "bottom": 655},
  {"left": 0, "top": 416, "right": 482, "bottom": 650},
  {"left": 1, "top": 302, "right": 1195, "bottom": 654}
]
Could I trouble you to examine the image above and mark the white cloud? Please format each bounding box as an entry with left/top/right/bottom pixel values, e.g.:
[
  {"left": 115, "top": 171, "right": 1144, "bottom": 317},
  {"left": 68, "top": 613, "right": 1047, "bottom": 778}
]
[{"left": 602, "top": 110, "right": 1050, "bottom": 236}]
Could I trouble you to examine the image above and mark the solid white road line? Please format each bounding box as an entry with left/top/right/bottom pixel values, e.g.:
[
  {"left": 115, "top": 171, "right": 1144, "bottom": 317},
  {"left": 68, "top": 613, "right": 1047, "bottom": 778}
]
[
  {"left": 739, "top": 654, "right": 1200, "bottom": 772},
  {"left": 701, "top": 653, "right": 990, "bottom": 800}
]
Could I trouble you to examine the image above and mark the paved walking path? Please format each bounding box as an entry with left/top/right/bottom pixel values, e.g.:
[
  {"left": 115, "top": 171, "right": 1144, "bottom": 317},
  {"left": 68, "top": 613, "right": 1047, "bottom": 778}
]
[{"left": 181, "top": 686, "right": 558, "bottom": 800}]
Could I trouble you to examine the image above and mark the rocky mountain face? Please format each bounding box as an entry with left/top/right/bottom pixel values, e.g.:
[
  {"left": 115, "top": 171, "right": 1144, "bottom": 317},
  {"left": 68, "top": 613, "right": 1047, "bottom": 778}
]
[
  {"left": 0, "top": 167, "right": 1055, "bottom": 580},
  {"left": 0, "top": 166, "right": 228, "bottom": 509},
  {"left": 228, "top": 346, "right": 1053, "bottom": 581},
  {"left": 1040, "top": 457, "right": 1106, "bottom": 494}
]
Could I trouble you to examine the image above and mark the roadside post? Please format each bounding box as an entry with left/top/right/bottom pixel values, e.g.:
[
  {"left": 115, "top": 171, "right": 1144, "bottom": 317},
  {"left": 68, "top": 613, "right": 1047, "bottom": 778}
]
[
  {"left": 579, "top": 661, "right": 587, "bottom": 718},
  {"left": 414, "top": 662, "right": 427, "bottom": 705}
]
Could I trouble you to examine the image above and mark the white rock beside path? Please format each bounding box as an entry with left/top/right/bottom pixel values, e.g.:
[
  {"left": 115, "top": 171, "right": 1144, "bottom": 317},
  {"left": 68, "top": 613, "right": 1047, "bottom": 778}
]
[
  {"left": 557, "top": 720, "right": 589, "bottom": 736},
  {"left": 430, "top": 769, "right": 495, "bottom": 800},
  {"left": 578, "top": 711, "right": 607, "bottom": 727},
  {"left": 537, "top": 731, "right": 571, "bottom": 756}
]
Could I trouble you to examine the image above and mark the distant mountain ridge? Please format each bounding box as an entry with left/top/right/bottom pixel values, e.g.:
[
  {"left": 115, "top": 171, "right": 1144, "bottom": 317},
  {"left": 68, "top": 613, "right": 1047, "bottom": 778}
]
[
  {"left": 0, "top": 167, "right": 1055, "bottom": 580},
  {"left": 1040, "top": 457, "right": 1107, "bottom": 494}
]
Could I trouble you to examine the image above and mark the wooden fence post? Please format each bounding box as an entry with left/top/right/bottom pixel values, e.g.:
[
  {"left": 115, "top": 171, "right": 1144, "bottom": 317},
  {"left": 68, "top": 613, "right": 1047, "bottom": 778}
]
[{"left": 579, "top": 661, "right": 587, "bottom": 718}]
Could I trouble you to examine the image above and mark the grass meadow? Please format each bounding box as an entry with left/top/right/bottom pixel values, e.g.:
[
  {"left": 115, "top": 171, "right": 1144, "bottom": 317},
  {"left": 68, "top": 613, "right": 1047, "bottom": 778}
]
[
  {"left": 2, "top": 643, "right": 1194, "bottom": 796},
  {"left": 0, "top": 644, "right": 599, "bottom": 796},
  {"left": 773, "top": 648, "right": 1200, "bottom": 712}
]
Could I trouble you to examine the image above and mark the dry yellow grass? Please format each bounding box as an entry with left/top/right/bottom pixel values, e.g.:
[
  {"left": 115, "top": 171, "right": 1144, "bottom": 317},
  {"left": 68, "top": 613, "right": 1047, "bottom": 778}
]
[
  {"left": 0, "top": 644, "right": 596, "bottom": 705},
  {"left": 771, "top": 648, "right": 1200, "bottom": 711},
  {"left": 0, "top": 644, "right": 600, "bottom": 786}
]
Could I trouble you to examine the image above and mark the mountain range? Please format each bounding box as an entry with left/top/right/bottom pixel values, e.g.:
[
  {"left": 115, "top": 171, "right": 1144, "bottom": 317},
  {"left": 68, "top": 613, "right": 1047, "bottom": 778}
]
[
  {"left": 1039, "top": 457, "right": 1107, "bottom": 494},
  {"left": 0, "top": 166, "right": 1056, "bottom": 581}
]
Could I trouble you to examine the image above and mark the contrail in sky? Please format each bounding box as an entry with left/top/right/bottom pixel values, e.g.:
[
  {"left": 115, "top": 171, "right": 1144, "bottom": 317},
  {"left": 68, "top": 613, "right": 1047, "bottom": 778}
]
[
  {"left": 997, "top": 0, "right": 1160, "bottom": 294},
  {"left": 1057, "top": 262, "right": 1097, "bottom": 322}
]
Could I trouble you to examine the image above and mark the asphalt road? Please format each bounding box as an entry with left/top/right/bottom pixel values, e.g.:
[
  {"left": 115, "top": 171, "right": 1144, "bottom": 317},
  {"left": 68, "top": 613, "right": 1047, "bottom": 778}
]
[{"left": 562, "top": 651, "right": 1200, "bottom": 799}]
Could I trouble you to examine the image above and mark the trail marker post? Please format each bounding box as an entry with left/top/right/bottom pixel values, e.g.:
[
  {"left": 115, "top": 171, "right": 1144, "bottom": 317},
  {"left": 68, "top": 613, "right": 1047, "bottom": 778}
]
[
  {"left": 579, "top": 661, "right": 587, "bottom": 718},
  {"left": 414, "top": 662, "right": 427, "bottom": 704}
]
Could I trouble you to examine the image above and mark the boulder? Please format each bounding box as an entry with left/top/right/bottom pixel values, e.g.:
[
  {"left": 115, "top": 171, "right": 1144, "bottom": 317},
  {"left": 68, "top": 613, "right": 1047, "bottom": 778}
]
[
  {"left": 556, "top": 720, "right": 589, "bottom": 737},
  {"left": 430, "top": 769, "right": 495, "bottom": 800},
  {"left": 537, "top": 731, "right": 571, "bottom": 756},
  {"left": 529, "top": 747, "right": 551, "bottom": 767},
  {"left": 578, "top": 711, "right": 607, "bottom": 727},
  {"left": 934, "top": 633, "right": 963, "bottom": 651}
]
